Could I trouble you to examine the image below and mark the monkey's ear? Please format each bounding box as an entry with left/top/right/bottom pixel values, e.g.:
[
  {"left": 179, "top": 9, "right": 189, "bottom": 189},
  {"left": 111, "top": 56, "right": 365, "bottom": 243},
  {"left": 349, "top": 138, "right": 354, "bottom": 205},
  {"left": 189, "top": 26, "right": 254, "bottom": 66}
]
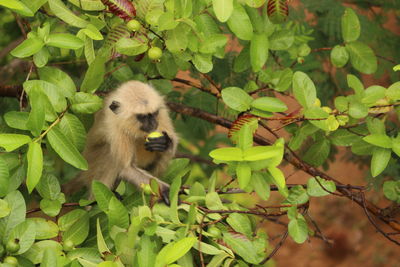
[{"left": 109, "top": 101, "right": 120, "bottom": 113}]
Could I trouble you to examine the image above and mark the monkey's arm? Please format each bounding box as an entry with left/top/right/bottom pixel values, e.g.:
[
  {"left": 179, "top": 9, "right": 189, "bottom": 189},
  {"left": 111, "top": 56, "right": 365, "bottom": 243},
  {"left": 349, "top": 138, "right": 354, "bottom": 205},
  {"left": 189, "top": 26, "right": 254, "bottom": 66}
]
[{"left": 119, "top": 164, "right": 170, "bottom": 204}]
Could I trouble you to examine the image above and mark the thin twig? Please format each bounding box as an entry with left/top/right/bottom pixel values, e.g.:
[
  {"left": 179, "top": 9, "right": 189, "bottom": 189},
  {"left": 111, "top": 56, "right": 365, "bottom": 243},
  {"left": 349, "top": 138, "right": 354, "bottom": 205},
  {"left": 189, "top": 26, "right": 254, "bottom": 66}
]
[{"left": 259, "top": 231, "right": 289, "bottom": 265}]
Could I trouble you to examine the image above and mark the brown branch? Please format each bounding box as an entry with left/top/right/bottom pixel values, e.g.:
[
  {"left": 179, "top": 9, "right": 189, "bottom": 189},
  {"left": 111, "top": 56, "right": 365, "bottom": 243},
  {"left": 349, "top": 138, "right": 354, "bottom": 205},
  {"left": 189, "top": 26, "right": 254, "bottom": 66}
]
[
  {"left": 259, "top": 231, "right": 289, "bottom": 265},
  {"left": 175, "top": 152, "right": 216, "bottom": 166}
]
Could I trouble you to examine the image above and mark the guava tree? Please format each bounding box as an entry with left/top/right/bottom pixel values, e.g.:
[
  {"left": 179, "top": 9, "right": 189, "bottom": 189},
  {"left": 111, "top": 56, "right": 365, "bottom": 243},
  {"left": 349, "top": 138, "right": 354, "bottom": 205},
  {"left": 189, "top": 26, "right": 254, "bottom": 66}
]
[{"left": 0, "top": 0, "right": 399, "bottom": 266}]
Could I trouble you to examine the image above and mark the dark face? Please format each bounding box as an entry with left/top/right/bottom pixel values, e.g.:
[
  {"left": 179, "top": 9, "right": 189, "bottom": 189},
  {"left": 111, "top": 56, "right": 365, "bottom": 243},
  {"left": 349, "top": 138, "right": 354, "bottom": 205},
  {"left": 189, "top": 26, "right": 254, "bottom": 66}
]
[{"left": 136, "top": 110, "right": 159, "bottom": 133}]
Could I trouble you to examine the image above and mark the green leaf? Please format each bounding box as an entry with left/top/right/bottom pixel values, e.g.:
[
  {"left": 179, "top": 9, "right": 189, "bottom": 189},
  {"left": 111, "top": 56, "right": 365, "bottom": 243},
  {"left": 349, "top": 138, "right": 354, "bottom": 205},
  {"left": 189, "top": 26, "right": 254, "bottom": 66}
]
[
  {"left": 0, "top": 199, "right": 10, "bottom": 218},
  {"left": 26, "top": 83, "right": 46, "bottom": 136},
  {"left": 4, "top": 111, "right": 29, "bottom": 130},
  {"left": 288, "top": 215, "right": 308, "bottom": 244},
  {"left": 81, "top": 55, "right": 106, "bottom": 93},
  {"left": 58, "top": 113, "right": 86, "bottom": 152},
  {"left": 268, "top": 167, "right": 286, "bottom": 195},
  {"left": 24, "top": 80, "right": 67, "bottom": 113},
  {"left": 199, "top": 34, "right": 227, "bottom": 54},
  {"left": 10, "top": 37, "right": 44, "bottom": 58},
  {"left": 22, "top": 240, "right": 62, "bottom": 264},
  {"left": 363, "top": 134, "right": 392, "bottom": 148},
  {"left": 71, "top": 92, "right": 103, "bottom": 113},
  {"left": 341, "top": 8, "right": 360, "bottom": 42},
  {"left": 0, "top": 134, "right": 31, "bottom": 152},
  {"left": 0, "top": 158, "right": 9, "bottom": 197},
  {"left": 303, "top": 138, "right": 331, "bottom": 167},
  {"left": 330, "top": 45, "right": 349, "bottom": 67},
  {"left": 227, "top": 3, "right": 253, "bottom": 40},
  {"left": 46, "top": 33, "right": 84, "bottom": 49},
  {"left": 361, "top": 85, "right": 386, "bottom": 105},
  {"left": 346, "top": 41, "right": 377, "bottom": 74},
  {"left": 334, "top": 96, "right": 348, "bottom": 112},
  {"left": 351, "top": 139, "right": 374, "bottom": 155},
  {"left": 96, "top": 219, "right": 110, "bottom": 254},
  {"left": 8, "top": 220, "right": 36, "bottom": 255},
  {"left": 386, "top": 82, "right": 400, "bottom": 101},
  {"left": 330, "top": 129, "right": 359, "bottom": 146},
  {"left": 166, "top": 24, "right": 189, "bottom": 53},
  {"left": 209, "top": 147, "right": 243, "bottom": 161},
  {"left": 137, "top": 235, "right": 157, "bottom": 267},
  {"left": 243, "top": 146, "right": 280, "bottom": 161},
  {"left": 38, "top": 66, "right": 76, "bottom": 99},
  {"left": 371, "top": 147, "right": 391, "bottom": 177},
  {"left": 251, "top": 97, "right": 287, "bottom": 112},
  {"left": 347, "top": 74, "right": 364, "bottom": 97},
  {"left": 0, "top": 190, "right": 26, "bottom": 241},
  {"left": 155, "top": 237, "right": 197, "bottom": 267},
  {"left": 392, "top": 136, "right": 400, "bottom": 157},
  {"left": 236, "top": 162, "right": 252, "bottom": 189},
  {"left": 48, "top": 0, "right": 89, "bottom": 28},
  {"left": 212, "top": 0, "right": 233, "bottom": 22},
  {"left": 28, "top": 218, "right": 59, "bottom": 240},
  {"left": 222, "top": 232, "right": 262, "bottom": 264},
  {"left": 27, "top": 142, "right": 43, "bottom": 193},
  {"left": 46, "top": 125, "right": 88, "bottom": 170},
  {"left": 251, "top": 172, "right": 270, "bottom": 200},
  {"left": 82, "top": 24, "right": 103, "bottom": 40},
  {"left": 192, "top": 53, "right": 213, "bottom": 73},
  {"left": 233, "top": 44, "right": 250, "bottom": 73},
  {"left": 158, "top": 12, "right": 179, "bottom": 31},
  {"left": 116, "top": 38, "right": 148, "bottom": 56},
  {"left": 246, "top": 0, "right": 265, "bottom": 8},
  {"left": 33, "top": 47, "right": 50, "bottom": 67},
  {"left": 286, "top": 185, "right": 309, "bottom": 205},
  {"left": 250, "top": 33, "right": 269, "bottom": 72},
  {"left": 92, "top": 181, "right": 113, "bottom": 212},
  {"left": 304, "top": 107, "right": 329, "bottom": 131},
  {"left": 383, "top": 181, "right": 400, "bottom": 203},
  {"left": 36, "top": 174, "right": 61, "bottom": 200},
  {"left": 348, "top": 99, "right": 368, "bottom": 119},
  {"left": 62, "top": 213, "right": 90, "bottom": 245},
  {"left": 40, "top": 198, "right": 62, "bottom": 217},
  {"left": 58, "top": 209, "right": 87, "bottom": 231},
  {"left": 237, "top": 123, "right": 254, "bottom": 150},
  {"left": 227, "top": 213, "right": 252, "bottom": 238},
  {"left": 307, "top": 177, "right": 336, "bottom": 197},
  {"left": 292, "top": 71, "right": 317, "bottom": 109},
  {"left": 107, "top": 196, "right": 129, "bottom": 229},
  {"left": 156, "top": 51, "right": 178, "bottom": 79},
  {"left": 0, "top": 0, "right": 26, "bottom": 9},
  {"left": 269, "top": 30, "right": 294, "bottom": 51},
  {"left": 41, "top": 248, "right": 58, "bottom": 267},
  {"left": 221, "top": 87, "right": 253, "bottom": 112}
]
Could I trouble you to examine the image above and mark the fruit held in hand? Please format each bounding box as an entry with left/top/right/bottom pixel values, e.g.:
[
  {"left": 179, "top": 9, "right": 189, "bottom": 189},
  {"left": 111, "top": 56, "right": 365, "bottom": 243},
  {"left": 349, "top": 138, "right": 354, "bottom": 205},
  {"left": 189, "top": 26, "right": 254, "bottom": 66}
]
[
  {"left": 146, "top": 131, "right": 163, "bottom": 142},
  {"left": 127, "top": 19, "right": 141, "bottom": 31},
  {"left": 148, "top": 47, "right": 162, "bottom": 60}
]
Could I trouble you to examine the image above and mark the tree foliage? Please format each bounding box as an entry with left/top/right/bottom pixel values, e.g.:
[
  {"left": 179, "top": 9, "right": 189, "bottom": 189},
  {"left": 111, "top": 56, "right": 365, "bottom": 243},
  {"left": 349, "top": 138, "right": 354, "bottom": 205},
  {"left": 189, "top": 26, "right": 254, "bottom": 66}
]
[{"left": 0, "top": 0, "right": 399, "bottom": 266}]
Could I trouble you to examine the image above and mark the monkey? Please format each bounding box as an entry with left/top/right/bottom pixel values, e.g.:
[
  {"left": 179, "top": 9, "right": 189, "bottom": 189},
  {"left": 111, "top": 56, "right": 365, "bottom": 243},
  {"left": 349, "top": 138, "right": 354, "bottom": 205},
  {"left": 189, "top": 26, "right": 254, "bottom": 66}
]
[{"left": 64, "top": 81, "right": 178, "bottom": 204}]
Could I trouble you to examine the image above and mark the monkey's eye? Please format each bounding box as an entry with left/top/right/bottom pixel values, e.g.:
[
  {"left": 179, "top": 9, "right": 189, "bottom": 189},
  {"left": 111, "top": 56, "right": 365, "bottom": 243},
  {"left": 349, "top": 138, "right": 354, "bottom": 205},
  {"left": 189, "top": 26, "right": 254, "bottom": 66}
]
[{"left": 109, "top": 101, "right": 120, "bottom": 113}]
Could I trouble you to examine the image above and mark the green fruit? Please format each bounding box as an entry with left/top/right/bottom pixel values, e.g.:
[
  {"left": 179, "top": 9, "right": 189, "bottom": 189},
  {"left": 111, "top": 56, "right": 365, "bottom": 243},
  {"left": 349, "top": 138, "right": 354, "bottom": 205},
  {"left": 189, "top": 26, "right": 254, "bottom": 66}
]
[
  {"left": 142, "top": 184, "right": 153, "bottom": 195},
  {"left": 4, "top": 256, "right": 18, "bottom": 266},
  {"left": 208, "top": 226, "right": 222, "bottom": 238},
  {"left": 63, "top": 240, "right": 74, "bottom": 252},
  {"left": 5, "top": 239, "right": 20, "bottom": 254},
  {"left": 127, "top": 19, "right": 141, "bottom": 31},
  {"left": 146, "top": 131, "right": 163, "bottom": 142},
  {"left": 147, "top": 47, "right": 163, "bottom": 60}
]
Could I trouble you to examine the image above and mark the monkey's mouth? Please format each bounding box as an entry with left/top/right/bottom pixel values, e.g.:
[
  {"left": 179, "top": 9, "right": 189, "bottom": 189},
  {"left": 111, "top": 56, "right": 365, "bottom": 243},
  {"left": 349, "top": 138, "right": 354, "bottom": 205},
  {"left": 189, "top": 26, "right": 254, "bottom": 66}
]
[{"left": 140, "top": 121, "right": 158, "bottom": 133}]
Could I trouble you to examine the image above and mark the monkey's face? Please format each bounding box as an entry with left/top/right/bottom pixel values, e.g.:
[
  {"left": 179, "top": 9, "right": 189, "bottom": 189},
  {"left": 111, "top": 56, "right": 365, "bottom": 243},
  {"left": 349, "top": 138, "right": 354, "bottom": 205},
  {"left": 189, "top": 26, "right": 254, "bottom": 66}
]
[
  {"left": 135, "top": 111, "right": 159, "bottom": 133},
  {"left": 108, "top": 100, "right": 160, "bottom": 134}
]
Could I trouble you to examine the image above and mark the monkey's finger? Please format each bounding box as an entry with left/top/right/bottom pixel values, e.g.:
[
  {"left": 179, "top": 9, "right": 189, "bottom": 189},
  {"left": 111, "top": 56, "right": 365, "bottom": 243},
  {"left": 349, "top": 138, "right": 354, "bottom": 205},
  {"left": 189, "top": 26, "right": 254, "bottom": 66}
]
[
  {"left": 146, "top": 137, "right": 168, "bottom": 144},
  {"left": 146, "top": 145, "right": 168, "bottom": 152},
  {"left": 145, "top": 142, "right": 168, "bottom": 149}
]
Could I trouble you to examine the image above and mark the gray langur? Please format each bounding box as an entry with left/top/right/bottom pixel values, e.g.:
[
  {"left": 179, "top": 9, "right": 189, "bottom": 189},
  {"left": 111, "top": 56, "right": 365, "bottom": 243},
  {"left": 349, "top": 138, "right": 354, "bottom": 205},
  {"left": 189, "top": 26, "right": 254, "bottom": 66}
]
[{"left": 64, "top": 81, "right": 178, "bottom": 203}]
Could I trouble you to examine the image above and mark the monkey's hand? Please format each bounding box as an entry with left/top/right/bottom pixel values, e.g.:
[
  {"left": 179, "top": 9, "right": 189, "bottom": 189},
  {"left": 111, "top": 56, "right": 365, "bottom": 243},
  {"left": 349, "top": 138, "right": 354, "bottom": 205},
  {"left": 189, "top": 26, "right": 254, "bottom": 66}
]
[{"left": 145, "top": 131, "right": 171, "bottom": 152}]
